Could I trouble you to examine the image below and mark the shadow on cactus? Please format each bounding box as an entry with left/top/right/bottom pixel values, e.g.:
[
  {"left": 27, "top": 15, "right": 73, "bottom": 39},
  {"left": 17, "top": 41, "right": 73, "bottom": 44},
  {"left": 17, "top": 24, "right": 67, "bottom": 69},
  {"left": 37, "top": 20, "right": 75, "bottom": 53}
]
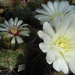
[{"left": 11, "top": 5, "right": 31, "bottom": 22}]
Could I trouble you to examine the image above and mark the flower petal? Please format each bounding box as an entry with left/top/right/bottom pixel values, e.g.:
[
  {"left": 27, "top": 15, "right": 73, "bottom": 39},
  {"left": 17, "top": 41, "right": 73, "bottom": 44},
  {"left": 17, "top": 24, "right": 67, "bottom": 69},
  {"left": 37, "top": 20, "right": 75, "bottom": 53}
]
[
  {"left": 65, "top": 30, "right": 75, "bottom": 40},
  {"left": 52, "top": 45, "right": 63, "bottom": 58},
  {"left": 47, "top": 1, "right": 55, "bottom": 13},
  {"left": 39, "top": 43, "right": 50, "bottom": 53},
  {"left": 53, "top": 59, "right": 68, "bottom": 74},
  {"left": 59, "top": 1, "right": 66, "bottom": 12},
  {"left": 61, "top": 1, "right": 69, "bottom": 13},
  {"left": 46, "top": 50, "right": 55, "bottom": 64},
  {"left": 53, "top": 60, "right": 61, "bottom": 72},
  {"left": 64, "top": 5, "right": 75, "bottom": 14},
  {"left": 59, "top": 17, "right": 70, "bottom": 36},
  {"left": 20, "top": 24, "right": 28, "bottom": 27},
  {"left": 35, "top": 9, "right": 50, "bottom": 16},
  {"left": 0, "top": 28, "right": 8, "bottom": 31},
  {"left": 16, "top": 36, "right": 23, "bottom": 44},
  {"left": 19, "top": 31, "right": 30, "bottom": 36},
  {"left": 17, "top": 20, "right": 23, "bottom": 27},
  {"left": 69, "top": 63, "right": 75, "bottom": 74},
  {"left": 53, "top": 15, "right": 63, "bottom": 31},
  {"left": 38, "top": 30, "right": 52, "bottom": 44},
  {"left": 64, "top": 53, "right": 75, "bottom": 64},
  {"left": 9, "top": 18, "right": 14, "bottom": 26},
  {"left": 0, "top": 24, "right": 9, "bottom": 29},
  {"left": 4, "top": 20, "right": 9, "bottom": 27},
  {"left": 14, "top": 17, "right": 18, "bottom": 26},
  {"left": 8, "top": 34, "right": 14, "bottom": 37},
  {"left": 54, "top": 1, "right": 59, "bottom": 12},
  {"left": 42, "top": 4, "right": 52, "bottom": 14},
  {"left": 35, "top": 15, "right": 50, "bottom": 22},
  {"left": 11, "top": 37, "right": 16, "bottom": 45},
  {"left": 43, "top": 22, "right": 55, "bottom": 37}
]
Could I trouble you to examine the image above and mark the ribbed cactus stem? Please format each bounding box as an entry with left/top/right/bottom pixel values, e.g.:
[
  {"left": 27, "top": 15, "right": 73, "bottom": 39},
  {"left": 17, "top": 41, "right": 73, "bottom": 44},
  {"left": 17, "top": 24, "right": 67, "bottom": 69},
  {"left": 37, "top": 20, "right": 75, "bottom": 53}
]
[{"left": 0, "top": 44, "right": 26, "bottom": 72}]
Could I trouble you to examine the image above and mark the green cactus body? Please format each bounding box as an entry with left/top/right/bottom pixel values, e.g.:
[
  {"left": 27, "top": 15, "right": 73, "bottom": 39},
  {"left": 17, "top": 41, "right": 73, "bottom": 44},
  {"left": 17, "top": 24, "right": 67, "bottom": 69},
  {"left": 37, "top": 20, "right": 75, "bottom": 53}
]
[
  {"left": 0, "top": 0, "right": 8, "bottom": 5},
  {"left": 1, "top": 33, "right": 11, "bottom": 48},
  {"left": 0, "top": 44, "right": 26, "bottom": 70},
  {"left": 12, "top": 5, "right": 31, "bottom": 22}
]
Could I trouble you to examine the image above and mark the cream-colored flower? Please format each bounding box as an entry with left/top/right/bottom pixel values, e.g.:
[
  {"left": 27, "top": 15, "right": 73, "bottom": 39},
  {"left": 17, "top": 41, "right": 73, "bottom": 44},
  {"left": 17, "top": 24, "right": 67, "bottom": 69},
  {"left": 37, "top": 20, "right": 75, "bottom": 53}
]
[
  {"left": 0, "top": 17, "right": 30, "bottom": 44},
  {"left": 38, "top": 17, "right": 75, "bottom": 74},
  {"left": 35, "top": 1, "right": 75, "bottom": 26}
]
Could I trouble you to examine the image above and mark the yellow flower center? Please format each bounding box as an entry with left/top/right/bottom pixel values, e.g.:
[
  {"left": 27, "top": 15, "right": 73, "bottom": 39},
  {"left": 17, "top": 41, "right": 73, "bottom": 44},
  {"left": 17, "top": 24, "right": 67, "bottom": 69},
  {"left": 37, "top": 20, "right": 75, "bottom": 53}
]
[
  {"left": 8, "top": 27, "right": 20, "bottom": 36},
  {"left": 54, "top": 36, "right": 71, "bottom": 51},
  {"left": 51, "top": 13, "right": 64, "bottom": 20},
  {"left": 10, "top": 27, "right": 18, "bottom": 34}
]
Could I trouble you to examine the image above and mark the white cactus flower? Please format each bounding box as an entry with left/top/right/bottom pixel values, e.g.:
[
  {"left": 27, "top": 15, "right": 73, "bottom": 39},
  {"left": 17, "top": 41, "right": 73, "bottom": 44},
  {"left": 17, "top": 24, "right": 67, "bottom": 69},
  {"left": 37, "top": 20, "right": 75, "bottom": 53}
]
[
  {"left": 0, "top": 17, "right": 30, "bottom": 44},
  {"left": 35, "top": 1, "right": 75, "bottom": 26},
  {"left": 38, "top": 16, "right": 75, "bottom": 74}
]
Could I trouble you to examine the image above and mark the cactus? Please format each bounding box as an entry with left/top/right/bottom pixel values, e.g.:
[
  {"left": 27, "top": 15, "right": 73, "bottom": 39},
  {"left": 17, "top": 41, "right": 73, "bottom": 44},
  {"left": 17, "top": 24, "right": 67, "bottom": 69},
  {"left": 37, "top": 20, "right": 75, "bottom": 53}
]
[
  {"left": 1, "top": 33, "right": 11, "bottom": 48},
  {"left": 0, "top": 0, "right": 8, "bottom": 5},
  {"left": 27, "top": 0, "right": 44, "bottom": 11},
  {"left": 12, "top": 5, "right": 31, "bottom": 22},
  {"left": 0, "top": 43, "right": 27, "bottom": 72}
]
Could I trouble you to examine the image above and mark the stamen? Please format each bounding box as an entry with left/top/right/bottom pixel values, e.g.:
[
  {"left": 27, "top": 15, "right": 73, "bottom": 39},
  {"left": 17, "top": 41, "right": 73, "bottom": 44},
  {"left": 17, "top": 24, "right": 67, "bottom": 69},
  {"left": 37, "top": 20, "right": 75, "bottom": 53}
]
[
  {"left": 51, "top": 13, "right": 64, "bottom": 20},
  {"left": 54, "top": 36, "right": 71, "bottom": 51},
  {"left": 8, "top": 27, "right": 20, "bottom": 36}
]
